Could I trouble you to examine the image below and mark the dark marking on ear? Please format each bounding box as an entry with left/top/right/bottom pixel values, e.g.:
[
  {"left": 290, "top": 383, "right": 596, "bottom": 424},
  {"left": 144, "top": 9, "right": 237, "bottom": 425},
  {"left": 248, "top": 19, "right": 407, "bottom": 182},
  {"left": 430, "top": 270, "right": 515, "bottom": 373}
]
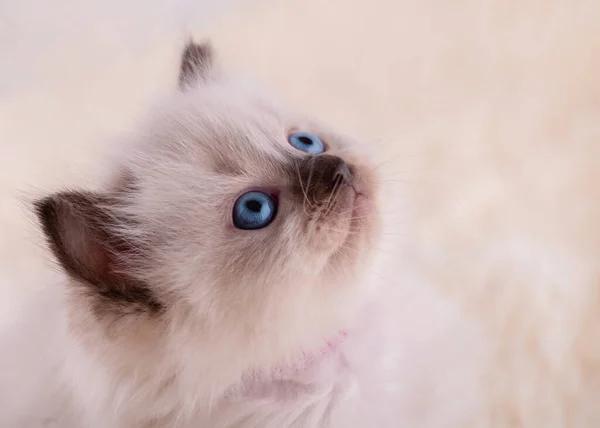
[
  {"left": 35, "top": 192, "right": 163, "bottom": 314},
  {"left": 179, "top": 40, "right": 214, "bottom": 90}
]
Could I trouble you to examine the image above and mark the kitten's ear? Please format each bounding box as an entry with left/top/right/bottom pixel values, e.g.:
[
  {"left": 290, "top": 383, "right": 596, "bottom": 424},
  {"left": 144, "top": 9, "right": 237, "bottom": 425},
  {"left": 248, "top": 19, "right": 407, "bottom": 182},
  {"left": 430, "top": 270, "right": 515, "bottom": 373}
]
[
  {"left": 179, "top": 40, "right": 218, "bottom": 90},
  {"left": 35, "top": 192, "right": 161, "bottom": 312}
]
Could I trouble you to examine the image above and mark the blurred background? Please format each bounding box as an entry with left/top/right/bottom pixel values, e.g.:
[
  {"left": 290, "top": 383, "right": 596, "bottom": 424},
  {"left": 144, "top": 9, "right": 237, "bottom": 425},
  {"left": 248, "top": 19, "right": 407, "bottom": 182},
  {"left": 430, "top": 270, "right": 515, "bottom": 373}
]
[{"left": 1, "top": 0, "right": 600, "bottom": 425}]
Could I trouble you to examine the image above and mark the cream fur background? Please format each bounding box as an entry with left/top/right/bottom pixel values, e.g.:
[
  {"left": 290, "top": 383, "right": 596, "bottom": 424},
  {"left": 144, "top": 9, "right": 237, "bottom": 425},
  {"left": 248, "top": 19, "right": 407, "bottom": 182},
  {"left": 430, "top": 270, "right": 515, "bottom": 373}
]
[{"left": 2, "top": 0, "right": 600, "bottom": 425}]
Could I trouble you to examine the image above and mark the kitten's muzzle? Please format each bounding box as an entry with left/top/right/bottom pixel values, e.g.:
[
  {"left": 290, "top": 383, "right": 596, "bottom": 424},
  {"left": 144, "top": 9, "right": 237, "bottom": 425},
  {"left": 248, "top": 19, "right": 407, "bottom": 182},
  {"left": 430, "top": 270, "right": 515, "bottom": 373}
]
[
  {"left": 296, "top": 154, "right": 355, "bottom": 204},
  {"left": 332, "top": 157, "right": 352, "bottom": 185}
]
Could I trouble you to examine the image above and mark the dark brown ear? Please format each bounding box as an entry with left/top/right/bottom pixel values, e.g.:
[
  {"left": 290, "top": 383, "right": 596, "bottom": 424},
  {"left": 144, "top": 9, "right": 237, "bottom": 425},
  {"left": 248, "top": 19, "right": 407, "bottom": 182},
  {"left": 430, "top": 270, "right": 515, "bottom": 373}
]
[
  {"left": 179, "top": 40, "right": 215, "bottom": 90},
  {"left": 35, "top": 191, "right": 162, "bottom": 313}
]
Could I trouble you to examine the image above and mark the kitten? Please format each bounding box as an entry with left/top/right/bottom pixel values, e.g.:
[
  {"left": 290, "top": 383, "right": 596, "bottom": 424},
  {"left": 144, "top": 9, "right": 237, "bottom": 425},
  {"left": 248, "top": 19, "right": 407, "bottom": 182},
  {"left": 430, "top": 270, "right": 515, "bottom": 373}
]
[{"left": 0, "top": 41, "right": 485, "bottom": 427}]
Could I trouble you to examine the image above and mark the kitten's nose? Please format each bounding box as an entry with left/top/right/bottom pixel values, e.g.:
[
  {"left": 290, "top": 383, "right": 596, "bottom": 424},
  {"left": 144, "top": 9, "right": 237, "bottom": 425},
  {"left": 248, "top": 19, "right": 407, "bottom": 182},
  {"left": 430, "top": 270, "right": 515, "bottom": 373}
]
[
  {"left": 332, "top": 158, "right": 352, "bottom": 184},
  {"left": 303, "top": 154, "right": 352, "bottom": 186},
  {"left": 297, "top": 155, "right": 353, "bottom": 201}
]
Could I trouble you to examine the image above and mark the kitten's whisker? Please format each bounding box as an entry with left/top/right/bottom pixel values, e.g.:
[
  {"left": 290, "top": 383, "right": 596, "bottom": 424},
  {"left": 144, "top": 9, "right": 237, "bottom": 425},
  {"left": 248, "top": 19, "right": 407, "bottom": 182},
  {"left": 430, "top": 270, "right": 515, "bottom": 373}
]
[
  {"left": 326, "top": 187, "right": 344, "bottom": 217},
  {"left": 324, "top": 229, "right": 365, "bottom": 237},
  {"left": 333, "top": 240, "right": 390, "bottom": 263},
  {"left": 306, "top": 161, "right": 316, "bottom": 206},
  {"left": 324, "top": 177, "right": 344, "bottom": 216},
  {"left": 294, "top": 162, "right": 314, "bottom": 215},
  {"left": 324, "top": 177, "right": 341, "bottom": 211}
]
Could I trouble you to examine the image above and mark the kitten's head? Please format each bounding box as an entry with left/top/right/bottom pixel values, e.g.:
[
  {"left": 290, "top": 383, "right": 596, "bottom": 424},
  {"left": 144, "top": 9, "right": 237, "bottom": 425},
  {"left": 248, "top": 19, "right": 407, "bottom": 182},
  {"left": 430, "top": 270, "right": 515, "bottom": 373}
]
[{"left": 36, "top": 41, "right": 382, "bottom": 383}]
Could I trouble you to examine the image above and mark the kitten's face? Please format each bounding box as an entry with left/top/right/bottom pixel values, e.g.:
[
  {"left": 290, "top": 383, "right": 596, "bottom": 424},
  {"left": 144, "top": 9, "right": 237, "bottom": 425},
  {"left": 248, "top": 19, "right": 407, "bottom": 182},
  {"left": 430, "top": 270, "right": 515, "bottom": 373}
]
[
  {"left": 37, "top": 42, "right": 381, "bottom": 367},
  {"left": 132, "top": 87, "right": 378, "bottom": 306}
]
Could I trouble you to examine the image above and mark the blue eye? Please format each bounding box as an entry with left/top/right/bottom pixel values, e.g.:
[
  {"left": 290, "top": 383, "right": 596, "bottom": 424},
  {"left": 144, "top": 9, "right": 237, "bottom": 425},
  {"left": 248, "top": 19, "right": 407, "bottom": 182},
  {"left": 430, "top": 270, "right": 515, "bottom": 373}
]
[
  {"left": 232, "top": 191, "right": 277, "bottom": 230},
  {"left": 288, "top": 132, "right": 325, "bottom": 155}
]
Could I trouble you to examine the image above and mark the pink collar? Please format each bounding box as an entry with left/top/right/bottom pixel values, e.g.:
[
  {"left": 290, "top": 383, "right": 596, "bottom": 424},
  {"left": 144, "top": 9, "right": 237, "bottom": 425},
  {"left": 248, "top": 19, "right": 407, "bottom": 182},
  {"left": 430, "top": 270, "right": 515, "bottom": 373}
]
[
  {"left": 226, "top": 331, "right": 351, "bottom": 400},
  {"left": 272, "top": 330, "right": 349, "bottom": 377}
]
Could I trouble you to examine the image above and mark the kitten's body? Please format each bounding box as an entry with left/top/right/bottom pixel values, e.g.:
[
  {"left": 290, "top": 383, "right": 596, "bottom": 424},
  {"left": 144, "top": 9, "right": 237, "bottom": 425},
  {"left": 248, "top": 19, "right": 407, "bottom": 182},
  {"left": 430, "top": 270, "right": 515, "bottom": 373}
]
[
  {"left": 1, "top": 265, "right": 483, "bottom": 428},
  {"left": 0, "top": 43, "right": 485, "bottom": 427}
]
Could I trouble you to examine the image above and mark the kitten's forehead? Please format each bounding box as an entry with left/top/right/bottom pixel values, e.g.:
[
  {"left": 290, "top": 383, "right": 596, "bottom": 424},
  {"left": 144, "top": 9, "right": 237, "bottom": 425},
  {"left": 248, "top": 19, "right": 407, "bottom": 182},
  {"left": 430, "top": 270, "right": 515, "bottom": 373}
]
[
  {"left": 198, "top": 96, "right": 285, "bottom": 149},
  {"left": 146, "top": 85, "right": 299, "bottom": 177}
]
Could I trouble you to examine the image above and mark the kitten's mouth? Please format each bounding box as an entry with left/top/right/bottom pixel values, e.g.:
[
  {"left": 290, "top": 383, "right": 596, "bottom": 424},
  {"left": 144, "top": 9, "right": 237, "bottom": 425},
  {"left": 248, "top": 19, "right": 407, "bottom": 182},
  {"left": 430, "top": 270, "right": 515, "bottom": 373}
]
[{"left": 349, "top": 178, "right": 373, "bottom": 220}]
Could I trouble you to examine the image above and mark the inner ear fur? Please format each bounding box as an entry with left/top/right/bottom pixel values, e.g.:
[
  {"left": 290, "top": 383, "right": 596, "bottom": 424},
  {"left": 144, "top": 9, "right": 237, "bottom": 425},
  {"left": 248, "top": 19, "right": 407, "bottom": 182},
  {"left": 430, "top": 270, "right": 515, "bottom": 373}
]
[{"left": 35, "top": 191, "right": 162, "bottom": 313}]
